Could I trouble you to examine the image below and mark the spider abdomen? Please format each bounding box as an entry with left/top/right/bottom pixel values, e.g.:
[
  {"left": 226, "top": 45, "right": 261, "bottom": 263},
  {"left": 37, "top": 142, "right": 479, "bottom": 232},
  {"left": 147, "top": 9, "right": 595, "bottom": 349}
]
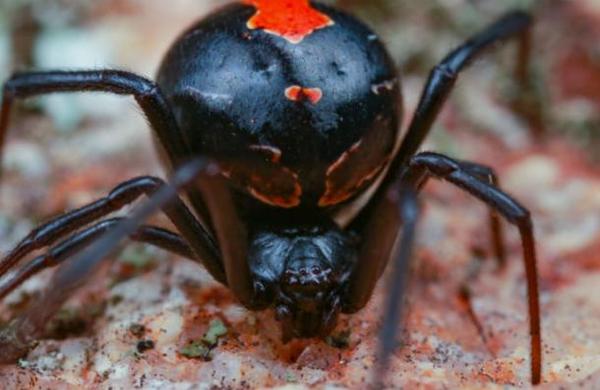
[{"left": 156, "top": 1, "right": 401, "bottom": 208}]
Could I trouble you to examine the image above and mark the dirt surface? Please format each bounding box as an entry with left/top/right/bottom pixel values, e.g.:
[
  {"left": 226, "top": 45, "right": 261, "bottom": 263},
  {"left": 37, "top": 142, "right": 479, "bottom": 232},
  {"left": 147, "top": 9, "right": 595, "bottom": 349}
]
[{"left": 0, "top": 0, "right": 599, "bottom": 389}]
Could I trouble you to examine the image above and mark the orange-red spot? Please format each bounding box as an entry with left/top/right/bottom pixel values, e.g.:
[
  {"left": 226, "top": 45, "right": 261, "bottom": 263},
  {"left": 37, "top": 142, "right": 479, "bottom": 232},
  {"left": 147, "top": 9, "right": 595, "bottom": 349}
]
[
  {"left": 319, "top": 138, "right": 389, "bottom": 207},
  {"left": 248, "top": 186, "right": 302, "bottom": 208},
  {"left": 318, "top": 109, "right": 396, "bottom": 208},
  {"left": 243, "top": 0, "right": 334, "bottom": 44},
  {"left": 285, "top": 86, "right": 323, "bottom": 104},
  {"left": 326, "top": 140, "right": 363, "bottom": 176},
  {"left": 249, "top": 144, "right": 282, "bottom": 163},
  {"left": 219, "top": 154, "right": 302, "bottom": 208},
  {"left": 319, "top": 161, "right": 388, "bottom": 206},
  {"left": 247, "top": 171, "right": 302, "bottom": 208}
]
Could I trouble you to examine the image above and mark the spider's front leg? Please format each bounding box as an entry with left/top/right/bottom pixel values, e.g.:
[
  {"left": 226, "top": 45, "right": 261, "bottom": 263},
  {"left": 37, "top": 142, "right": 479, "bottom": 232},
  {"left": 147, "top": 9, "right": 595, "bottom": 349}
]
[
  {"left": 399, "top": 152, "right": 541, "bottom": 384},
  {"left": 0, "top": 163, "right": 212, "bottom": 362},
  {"left": 0, "top": 159, "right": 259, "bottom": 363},
  {"left": 0, "top": 161, "right": 217, "bottom": 363},
  {"left": 343, "top": 160, "right": 505, "bottom": 313},
  {"left": 0, "top": 175, "right": 224, "bottom": 284},
  {"left": 389, "top": 10, "right": 538, "bottom": 181},
  {"left": 0, "top": 70, "right": 212, "bottom": 224},
  {"left": 0, "top": 218, "right": 195, "bottom": 301},
  {"left": 0, "top": 70, "right": 187, "bottom": 165},
  {"left": 342, "top": 185, "right": 419, "bottom": 388},
  {"left": 343, "top": 152, "right": 541, "bottom": 386}
]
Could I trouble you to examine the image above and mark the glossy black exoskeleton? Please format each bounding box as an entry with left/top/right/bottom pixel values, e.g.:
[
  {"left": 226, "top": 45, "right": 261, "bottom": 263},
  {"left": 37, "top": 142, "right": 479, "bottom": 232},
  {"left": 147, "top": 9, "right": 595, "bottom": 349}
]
[
  {"left": 0, "top": 1, "right": 542, "bottom": 384},
  {"left": 156, "top": 2, "right": 400, "bottom": 339},
  {"left": 158, "top": 3, "right": 400, "bottom": 209}
]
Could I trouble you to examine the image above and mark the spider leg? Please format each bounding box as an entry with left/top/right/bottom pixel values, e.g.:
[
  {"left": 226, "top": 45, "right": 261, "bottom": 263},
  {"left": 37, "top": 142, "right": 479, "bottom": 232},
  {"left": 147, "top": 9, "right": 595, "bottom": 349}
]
[
  {"left": 0, "top": 159, "right": 256, "bottom": 363},
  {"left": 345, "top": 152, "right": 541, "bottom": 385},
  {"left": 343, "top": 159, "right": 504, "bottom": 313},
  {"left": 0, "top": 70, "right": 212, "bottom": 224},
  {"left": 342, "top": 182, "right": 419, "bottom": 388},
  {"left": 401, "top": 151, "right": 541, "bottom": 385},
  {"left": 0, "top": 175, "right": 225, "bottom": 285},
  {"left": 453, "top": 160, "right": 506, "bottom": 353},
  {"left": 373, "top": 188, "right": 420, "bottom": 388},
  {"left": 355, "top": 10, "right": 533, "bottom": 291},
  {"left": 0, "top": 159, "right": 203, "bottom": 363},
  {"left": 0, "top": 218, "right": 194, "bottom": 301},
  {"left": 389, "top": 10, "right": 536, "bottom": 179},
  {"left": 0, "top": 70, "right": 188, "bottom": 167},
  {"left": 193, "top": 166, "right": 256, "bottom": 308},
  {"left": 0, "top": 71, "right": 255, "bottom": 299},
  {"left": 346, "top": 177, "right": 496, "bottom": 387},
  {"left": 343, "top": 183, "right": 415, "bottom": 313},
  {"left": 458, "top": 161, "right": 506, "bottom": 267}
]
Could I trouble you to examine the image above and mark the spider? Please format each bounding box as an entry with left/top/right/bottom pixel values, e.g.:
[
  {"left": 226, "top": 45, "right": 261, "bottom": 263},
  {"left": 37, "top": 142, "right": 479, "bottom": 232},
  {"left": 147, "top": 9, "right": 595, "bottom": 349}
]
[{"left": 0, "top": 0, "right": 541, "bottom": 385}]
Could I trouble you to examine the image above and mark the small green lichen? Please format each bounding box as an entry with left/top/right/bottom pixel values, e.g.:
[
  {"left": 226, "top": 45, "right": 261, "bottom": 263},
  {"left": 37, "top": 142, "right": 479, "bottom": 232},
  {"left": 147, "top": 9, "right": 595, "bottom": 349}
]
[
  {"left": 179, "top": 319, "right": 228, "bottom": 361},
  {"left": 179, "top": 340, "right": 212, "bottom": 360},
  {"left": 202, "top": 319, "right": 228, "bottom": 347}
]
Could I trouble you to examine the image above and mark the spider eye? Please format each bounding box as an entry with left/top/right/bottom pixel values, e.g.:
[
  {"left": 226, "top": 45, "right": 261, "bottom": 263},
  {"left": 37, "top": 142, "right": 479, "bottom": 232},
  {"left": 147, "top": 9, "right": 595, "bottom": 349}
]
[{"left": 283, "top": 265, "right": 334, "bottom": 293}]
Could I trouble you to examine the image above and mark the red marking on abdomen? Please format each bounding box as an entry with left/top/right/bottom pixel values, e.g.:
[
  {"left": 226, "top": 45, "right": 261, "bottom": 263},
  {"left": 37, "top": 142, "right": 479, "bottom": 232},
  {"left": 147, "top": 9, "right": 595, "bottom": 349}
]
[
  {"left": 219, "top": 154, "right": 302, "bottom": 208},
  {"left": 318, "top": 138, "right": 391, "bottom": 207},
  {"left": 243, "top": 0, "right": 334, "bottom": 44},
  {"left": 285, "top": 86, "right": 323, "bottom": 104},
  {"left": 249, "top": 144, "right": 283, "bottom": 163},
  {"left": 248, "top": 179, "right": 302, "bottom": 208},
  {"left": 319, "top": 160, "right": 387, "bottom": 206}
]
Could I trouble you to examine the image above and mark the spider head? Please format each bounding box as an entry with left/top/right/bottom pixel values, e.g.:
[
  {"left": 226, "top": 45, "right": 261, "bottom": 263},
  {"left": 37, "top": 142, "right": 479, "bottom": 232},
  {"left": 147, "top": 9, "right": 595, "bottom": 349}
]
[
  {"left": 248, "top": 219, "right": 357, "bottom": 340},
  {"left": 276, "top": 239, "right": 344, "bottom": 339}
]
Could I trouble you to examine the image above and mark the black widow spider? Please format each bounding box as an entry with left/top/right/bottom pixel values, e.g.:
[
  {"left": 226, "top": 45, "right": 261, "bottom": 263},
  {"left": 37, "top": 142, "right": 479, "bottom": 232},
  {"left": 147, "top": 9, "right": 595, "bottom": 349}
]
[{"left": 0, "top": 1, "right": 541, "bottom": 385}]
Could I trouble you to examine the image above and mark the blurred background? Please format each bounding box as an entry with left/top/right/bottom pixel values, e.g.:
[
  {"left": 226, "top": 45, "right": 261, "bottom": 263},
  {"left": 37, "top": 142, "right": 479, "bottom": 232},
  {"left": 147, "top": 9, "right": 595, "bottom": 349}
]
[{"left": 0, "top": 1, "right": 599, "bottom": 387}]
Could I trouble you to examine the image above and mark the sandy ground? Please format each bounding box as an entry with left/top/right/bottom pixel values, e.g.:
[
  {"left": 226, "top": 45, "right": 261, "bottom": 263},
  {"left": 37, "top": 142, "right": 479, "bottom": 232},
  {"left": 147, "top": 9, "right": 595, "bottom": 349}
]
[{"left": 0, "top": 1, "right": 599, "bottom": 388}]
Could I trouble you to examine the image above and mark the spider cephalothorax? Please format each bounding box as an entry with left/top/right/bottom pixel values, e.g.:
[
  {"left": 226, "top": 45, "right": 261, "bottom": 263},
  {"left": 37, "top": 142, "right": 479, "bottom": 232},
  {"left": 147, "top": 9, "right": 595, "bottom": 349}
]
[{"left": 247, "top": 219, "right": 357, "bottom": 339}]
